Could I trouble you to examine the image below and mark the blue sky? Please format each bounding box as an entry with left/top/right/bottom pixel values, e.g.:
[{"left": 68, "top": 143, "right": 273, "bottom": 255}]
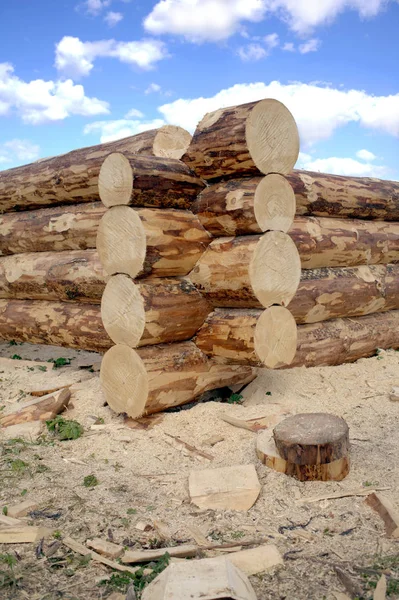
[{"left": 0, "top": 0, "right": 398, "bottom": 179}]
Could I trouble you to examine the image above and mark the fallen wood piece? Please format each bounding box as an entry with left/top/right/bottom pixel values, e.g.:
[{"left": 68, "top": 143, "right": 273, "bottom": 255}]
[
  {"left": 0, "top": 526, "right": 53, "bottom": 544},
  {"left": 0, "top": 357, "right": 50, "bottom": 370},
  {"left": 30, "top": 385, "right": 72, "bottom": 397},
  {"left": 390, "top": 387, "right": 399, "bottom": 402},
  {"left": 63, "top": 536, "right": 138, "bottom": 574},
  {"left": 121, "top": 544, "right": 198, "bottom": 564},
  {"left": 0, "top": 388, "right": 71, "bottom": 427},
  {"left": 189, "top": 464, "right": 261, "bottom": 511},
  {"left": 7, "top": 500, "right": 39, "bottom": 518},
  {"left": 86, "top": 538, "right": 124, "bottom": 559},
  {"left": 220, "top": 414, "right": 286, "bottom": 432},
  {"left": 365, "top": 493, "right": 399, "bottom": 538},
  {"left": 141, "top": 556, "right": 257, "bottom": 600},
  {"left": 297, "top": 488, "right": 391, "bottom": 504},
  {"left": 0, "top": 515, "right": 22, "bottom": 527},
  {"left": 152, "top": 520, "right": 171, "bottom": 541},
  {"left": 164, "top": 433, "right": 214, "bottom": 461},
  {"left": 334, "top": 566, "right": 363, "bottom": 599},
  {"left": 374, "top": 574, "right": 387, "bottom": 600},
  {"left": 186, "top": 524, "right": 209, "bottom": 547},
  {"left": 216, "top": 544, "right": 283, "bottom": 576}
]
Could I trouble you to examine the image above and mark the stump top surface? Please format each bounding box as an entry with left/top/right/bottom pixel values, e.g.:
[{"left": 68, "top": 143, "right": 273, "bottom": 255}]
[{"left": 273, "top": 413, "right": 349, "bottom": 446}]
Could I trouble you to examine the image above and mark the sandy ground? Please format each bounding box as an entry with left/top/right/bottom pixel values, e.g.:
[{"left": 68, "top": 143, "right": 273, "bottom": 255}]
[{"left": 0, "top": 341, "right": 398, "bottom": 600}]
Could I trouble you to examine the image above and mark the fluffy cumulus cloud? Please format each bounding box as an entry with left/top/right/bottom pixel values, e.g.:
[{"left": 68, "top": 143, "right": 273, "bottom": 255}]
[
  {"left": 0, "top": 139, "right": 40, "bottom": 165},
  {"left": 158, "top": 81, "right": 399, "bottom": 147},
  {"left": 237, "top": 43, "right": 268, "bottom": 61},
  {"left": 55, "top": 36, "right": 168, "bottom": 79},
  {"left": 84, "top": 0, "right": 112, "bottom": 15},
  {"left": 0, "top": 62, "right": 109, "bottom": 124},
  {"left": 104, "top": 11, "right": 123, "bottom": 26},
  {"left": 356, "top": 148, "right": 377, "bottom": 161},
  {"left": 84, "top": 117, "right": 165, "bottom": 142},
  {"left": 298, "top": 38, "right": 320, "bottom": 54},
  {"left": 297, "top": 152, "right": 387, "bottom": 177},
  {"left": 145, "top": 82, "right": 162, "bottom": 94},
  {"left": 144, "top": 0, "right": 391, "bottom": 41}
]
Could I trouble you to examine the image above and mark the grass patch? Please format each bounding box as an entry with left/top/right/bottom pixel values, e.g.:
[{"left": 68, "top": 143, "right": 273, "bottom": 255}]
[
  {"left": 46, "top": 416, "right": 83, "bottom": 441},
  {"left": 99, "top": 552, "right": 170, "bottom": 597},
  {"left": 83, "top": 474, "right": 99, "bottom": 488}
]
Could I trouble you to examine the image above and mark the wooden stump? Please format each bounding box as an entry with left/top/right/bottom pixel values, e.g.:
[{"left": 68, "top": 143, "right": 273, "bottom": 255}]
[
  {"left": 98, "top": 153, "right": 204, "bottom": 209},
  {"left": 97, "top": 206, "right": 211, "bottom": 279},
  {"left": 182, "top": 99, "right": 299, "bottom": 181},
  {"left": 100, "top": 342, "right": 255, "bottom": 417},
  {"left": 101, "top": 275, "right": 211, "bottom": 347},
  {"left": 192, "top": 174, "right": 296, "bottom": 236}
]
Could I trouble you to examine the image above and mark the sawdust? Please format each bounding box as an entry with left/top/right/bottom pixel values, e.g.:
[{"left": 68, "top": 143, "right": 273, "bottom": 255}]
[{"left": 0, "top": 341, "right": 398, "bottom": 599}]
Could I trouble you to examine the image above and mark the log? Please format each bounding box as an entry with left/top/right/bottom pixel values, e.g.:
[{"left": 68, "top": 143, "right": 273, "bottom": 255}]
[
  {"left": 0, "top": 299, "right": 111, "bottom": 352},
  {"left": 290, "top": 264, "right": 399, "bottom": 324},
  {"left": 289, "top": 310, "right": 399, "bottom": 369},
  {"left": 188, "top": 233, "right": 301, "bottom": 308},
  {"left": 0, "top": 388, "right": 71, "bottom": 427},
  {"left": 98, "top": 153, "right": 204, "bottom": 209},
  {"left": 96, "top": 205, "right": 211, "bottom": 279},
  {"left": 195, "top": 307, "right": 297, "bottom": 369},
  {"left": 101, "top": 275, "right": 211, "bottom": 347},
  {"left": 0, "top": 250, "right": 106, "bottom": 303},
  {"left": 99, "top": 342, "right": 256, "bottom": 417},
  {"left": 0, "top": 202, "right": 106, "bottom": 256},
  {"left": 182, "top": 99, "right": 299, "bottom": 181},
  {"left": 290, "top": 216, "right": 399, "bottom": 269},
  {"left": 287, "top": 170, "right": 399, "bottom": 221},
  {"left": 257, "top": 431, "right": 350, "bottom": 482},
  {"left": 192, "top": 174, "right": 296, "bottom": 235},
  {"left": 273, "top": 413, "right": 350, "bottom": 465},
  {"left": 0, "top": 126, "right": 192, "bottom": 213}
]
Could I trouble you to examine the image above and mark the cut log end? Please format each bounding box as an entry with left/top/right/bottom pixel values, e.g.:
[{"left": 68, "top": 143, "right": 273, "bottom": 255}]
[
  {"left": 99, "top": 152, "right": 133, "bottom": 208},
  {"left": 254, "top": 306, "right": 297, "bottom": 369},
  {"left": 100, "top": 345, "right": 149, "bottom": 418},
  {"left": 101, "top": 275, "right": 145, "bottom": 348},
  {"left": 250, "top": 231, "right": 301, "bottom": 308},
  {"left": 153, "top": 125, "right": 192, "bottom": 159},
  {"left": 246, "top": 99, "right": 300, "bottom": 175},
  {"left": 96, "top": 205, "right": 146, "bottom": 278},
  {"left": 254, "top": 174, "right": 296, "bottom": 233}
]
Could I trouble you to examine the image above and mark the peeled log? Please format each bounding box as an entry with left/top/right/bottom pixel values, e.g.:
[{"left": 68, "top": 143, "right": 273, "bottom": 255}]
[
  {"left": 192, "top": 175, "right": 296, "bottom": 236},
  {"left": 290, "top": 264, "right": 399, "bottom": 324},
  {"left": 291, "top": 216, "right": 399, "bottom": 268},
  {"left": 0, "top": 299, "right": 110, "bottom": 352},
  {"left": 100, "top": 342, "right": 256, "bottom": 417},
  {"left": 287, "top": 170, "right": 399, "bottom": 221},
  {"left": 182, "top": 99, "right": 299, "bottom": 181},
  {"left": 195, "top": 307, "right": 297, "bottom": 369},
  {"left": 0, "top": 126, "right": 192, "bottom": 213},
  {"left": 0, "top": 202, "right": 106, "bottom": 256},
  {"left": 189, "top": 233, "right": 301, "bottom": 308},
  {"left": 101, "top": 275, "right": 211, "bottom": 347},
  {"left": 98, "top": 152, "right": 204, "bottom": 209},
  {"left": 288, "top": 310, "right": 399, "bottom": 369},
  {"left": 97, "top": 205, "right": 211, "bottom": 279},
  {"left": 0, "top": 250, "right": 106, "bottom": 303}
]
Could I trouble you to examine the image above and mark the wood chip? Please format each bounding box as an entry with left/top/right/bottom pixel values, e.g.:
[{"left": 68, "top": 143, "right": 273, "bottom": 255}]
[
  {"left": 7, "top": 500, "right": 39, "bottom": 518},
  {"left": 121, "top": 544, "right": 198, "bottom": 564},
  {"left": 297, "top": 487, "right": 391, "bottom": 504},
  {"left": 189, "top": 464, "right": 261, "bottom": 511},
  {"left": 0, "top": 514, "right": 23, "bottom": 527},
  {"left": 216, "top": 544, "right": 283, "bottom": 575},
  {"left": 220, "top": 413, "right": 287, "bottom": 432},
  {"left": 0, "top": 526, "right": 53, "bottom": 544},
  {"left": 187, "top": 524, "right": 209, "bottom": 547},
  {"left": 29, "top": 385, "right": 72, "bottom": 397},
  {"left": 374, "top": 575, "right": 387, "bottom": 600},
  {"left": 63, "top": 536, "right": 138, "bottom": 574},
  {"left": 202, "top": 435, "right": 224, "bottom": 447},
  {"left": 152, "top": 520, "right": 171, "bottom": 540},
  {"left": 135, "top": 521, "right": 154, "bottom": 532},
  {"left": 365, "top": 493, "right": 399, "bottom": 538},
  {"left": 0, "top": 388, "right": 71, "bottom": 427},
  {"left": 86, "top": 538, "right": 124, "bottom": 559},
  {"left": 164, "top": 433, "right": 214, "bottom": 461}
]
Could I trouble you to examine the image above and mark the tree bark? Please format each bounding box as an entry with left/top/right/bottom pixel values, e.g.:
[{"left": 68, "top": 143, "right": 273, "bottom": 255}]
[
  {"left": 290, "top": 264, "right": 399, "bottom": 324},
  {"left": 290, "top": 216, "right": 399, "bottom": 268},
  {"left": 0, "top": 299, "right": 111, "bottom": 352},
  {"left": 98, "top": 153, "right": 204, "bottom": 209},
  {"left": 101, "top": 275, "right": 211, "bottom": 347},
  {"left": 192, "top": 174, "right": 295, "bottom": 236},
  {"left": 97, "top": 205, "right": 211, "bottom": 279},
  {"left": 0, "top": 126, "right": 192, "bottom": 213},
  {"left": 0, "top": 250, "right": 106, "bottom": 303},
  {"left": 182, "top": 99, "right": 299, "bottom": 181},
  {"left": 288, "top": 310, "right": 399, "bottom": 368},
  {"left": 195, "top": 307, "right": 297, "bottom": 369},
  {"left": 100, "top": 342, "right": 256, "bottom": 417},
  {"left": 287, "top": 169, "right": 399, "bottom": 221},
  {"left": 0, "top": 202, "right": 106, "bottom": 256},
  {"left": 188, "top": 232, "right": 301, "bottom": 309}
]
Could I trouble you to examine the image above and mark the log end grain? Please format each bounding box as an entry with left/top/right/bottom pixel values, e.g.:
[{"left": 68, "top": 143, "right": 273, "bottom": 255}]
[
  {"left": 101, "top": 275, "right": 145, "bottom": 348},
  {"left": 254, "top": 174, "right": 296, "bottom": 233},
  {"left": 98, "top": 153, "right": 133, "bottom": 208},
  {"left": 254, "top": 306, "right": 297, "bottom": 369},
  {"left": 153, "top": 125, "right": 192, "bottom": 159}
]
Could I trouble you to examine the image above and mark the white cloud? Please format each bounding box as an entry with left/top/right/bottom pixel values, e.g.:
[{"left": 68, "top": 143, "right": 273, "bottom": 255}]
[
  {"left": 55, "top": 36, "right": 168, "bottom": 79},
  {"left": 83, "top": 117, "right": 165, "bottom": 142},
  {"left": 125, "top": 108, "right": 144, "bottom": 118},
  {"left": 104, "top": 11, "right": 123, "bottom": 26},
  {"left": 144, "top": 0, "right": 268, "bottom": 42},
  {"left": 297, "top": 155, "right": 387, "bottom": 177},
  {"left": 264, "top": 33, "right": 279, "bottom": 48},
  {"left": 237, "top": 43, "right": 268, "bottom": 61},
  {"left": 158, "top": 81, "right": 399, "bottom": 146},
  {"left": 145, "top": 82, "right": 162, "bottom": 94},
  {"left": 282, "top": 42, "right": 295, "bottom": 51},
  {"left": 356, "top": 148, "right": 377, "bottom": 161},
  {"left": 0, "top": 62, "right": 109, "bottom": 124},
  {"left": 84, "top": 0, "right": 111, "bottom": 15},
  {"left": 298, "top": 38, "right": 320, "bottom": 53},
  {"left": 0, "top": 139, "right": 40, "bottom": 167}
]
